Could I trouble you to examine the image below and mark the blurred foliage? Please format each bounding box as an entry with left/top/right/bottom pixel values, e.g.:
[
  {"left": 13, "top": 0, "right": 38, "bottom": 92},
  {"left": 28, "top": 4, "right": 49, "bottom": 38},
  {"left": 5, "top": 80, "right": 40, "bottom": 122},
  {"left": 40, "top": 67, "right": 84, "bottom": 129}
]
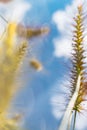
[
  {"left": 0, "top": 20, "right": 49, "bottom": 129},
  {"left": 17, "top": 24, "right": 50, "bottom": 39},
  {"left": 30, "top": 59, "right": 43, "bottom": 71},
  {"left": 0, "top": 22, "right": 27, "bottom": 129}
]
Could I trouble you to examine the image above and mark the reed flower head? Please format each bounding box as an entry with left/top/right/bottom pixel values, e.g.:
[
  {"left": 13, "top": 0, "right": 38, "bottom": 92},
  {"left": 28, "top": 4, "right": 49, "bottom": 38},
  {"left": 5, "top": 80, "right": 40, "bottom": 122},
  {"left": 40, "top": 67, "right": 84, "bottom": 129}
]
[{"left": 69, "top": 5, "right": 87, "bottom": 113}]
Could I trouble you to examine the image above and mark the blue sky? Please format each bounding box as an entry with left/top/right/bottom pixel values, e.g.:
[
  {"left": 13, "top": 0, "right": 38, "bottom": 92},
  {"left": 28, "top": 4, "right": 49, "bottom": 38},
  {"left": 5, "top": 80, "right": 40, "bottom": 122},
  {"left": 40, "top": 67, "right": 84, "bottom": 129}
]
[{"left": 19, "top": 0, "right": 72, "bottom": 130}]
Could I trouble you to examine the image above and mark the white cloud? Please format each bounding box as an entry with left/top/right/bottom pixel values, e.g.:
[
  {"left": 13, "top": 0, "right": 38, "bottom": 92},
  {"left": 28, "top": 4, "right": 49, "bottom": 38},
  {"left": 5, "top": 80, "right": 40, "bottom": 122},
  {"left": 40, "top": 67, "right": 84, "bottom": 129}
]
[
  {"left": 51, "top": 94, "right": 65, "bottom": 119},
  {"left": 0, "top": 0, "right": 31, "bottom": 35},
  {"left": 53, "top": 11, "right": 68, "bottom": 33},
  {"left": 52, "top": 0, "right": 87, "bottom": 58},
  {"left": 76, "top": 112, "right": 87, "bottom": 130},
  {"left": 52, "top": 7, "right": 73, "bottom": 34},
  {"left": 53, "top": 38, "right": 72, "bottom": 58},
  {"left": 50, "top": 78, "right": 70, "bottom": 119},
  {"left": 0, "top": 0, "right": 31, "bottom": 22}
]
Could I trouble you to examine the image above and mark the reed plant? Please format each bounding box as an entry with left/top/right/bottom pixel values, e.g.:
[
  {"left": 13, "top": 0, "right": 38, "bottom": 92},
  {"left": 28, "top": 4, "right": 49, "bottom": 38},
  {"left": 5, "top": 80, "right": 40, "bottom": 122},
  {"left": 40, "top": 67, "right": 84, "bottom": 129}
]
[{"left": 59, "top": 5, "right": 87, "bottom": 130}]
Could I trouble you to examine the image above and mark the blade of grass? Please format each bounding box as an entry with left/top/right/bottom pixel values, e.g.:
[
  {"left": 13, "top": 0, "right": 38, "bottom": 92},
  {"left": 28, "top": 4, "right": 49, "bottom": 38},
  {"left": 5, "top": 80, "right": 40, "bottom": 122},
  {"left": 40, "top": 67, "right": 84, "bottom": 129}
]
[{"left": 59, "top": 75, "right": 81, "bottom": 130}]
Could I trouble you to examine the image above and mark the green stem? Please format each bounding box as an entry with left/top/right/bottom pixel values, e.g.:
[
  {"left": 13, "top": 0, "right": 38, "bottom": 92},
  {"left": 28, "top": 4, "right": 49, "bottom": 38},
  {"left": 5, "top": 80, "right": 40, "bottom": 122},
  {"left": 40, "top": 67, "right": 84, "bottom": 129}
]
[{"left": 73, "top": 110, "right": 77, "bottom": 130}]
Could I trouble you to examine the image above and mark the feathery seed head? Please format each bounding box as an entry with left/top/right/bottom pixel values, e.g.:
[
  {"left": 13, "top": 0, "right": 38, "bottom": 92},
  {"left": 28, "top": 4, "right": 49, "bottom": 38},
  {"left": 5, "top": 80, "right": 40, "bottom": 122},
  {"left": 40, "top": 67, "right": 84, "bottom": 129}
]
[{"left": 69, "top": 5, "right": 87, "bottom": 113}]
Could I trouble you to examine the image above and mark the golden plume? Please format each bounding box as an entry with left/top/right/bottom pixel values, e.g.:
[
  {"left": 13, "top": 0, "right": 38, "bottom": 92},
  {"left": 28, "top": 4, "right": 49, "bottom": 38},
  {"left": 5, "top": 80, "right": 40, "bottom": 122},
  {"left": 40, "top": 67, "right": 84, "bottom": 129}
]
[{"left": 0, "top": 22, "right": 27, "bottom": 129}]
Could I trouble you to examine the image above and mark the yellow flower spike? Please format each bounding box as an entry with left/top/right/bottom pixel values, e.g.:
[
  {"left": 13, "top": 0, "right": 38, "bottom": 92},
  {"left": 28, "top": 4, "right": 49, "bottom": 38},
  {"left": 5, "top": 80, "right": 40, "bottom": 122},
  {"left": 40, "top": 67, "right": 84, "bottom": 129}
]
[
  {"left": 14, "top": 41, "right": 27, "bottom": 71},
  {"left": 4, "top": 22, "right": 17, "bottom": 55},
  {"left": 0, "top": 24, "right": 27, "bottom": 117},
  {"left": 6, "top": 23, "right": 17, "bottom": 44}
]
